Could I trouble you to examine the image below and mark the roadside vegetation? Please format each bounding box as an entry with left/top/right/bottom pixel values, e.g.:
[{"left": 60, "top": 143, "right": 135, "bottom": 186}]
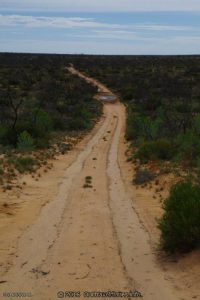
[
  {"left": 71, "top": 55, "right": 200, "bottom": 253},
  {"left": 159, "top": 181, "right": 200, "bottom": 253},
  {"left": 0, "top": 53, "right": 102, "bottom": 189}
]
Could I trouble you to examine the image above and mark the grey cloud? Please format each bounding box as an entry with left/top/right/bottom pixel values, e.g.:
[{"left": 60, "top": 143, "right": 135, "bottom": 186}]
[
  {"left": 0, "top": 15, "right": 194, "bottom": 32},
  {"left": 1, "top": 0, "right": 200, "bottom": 12}
]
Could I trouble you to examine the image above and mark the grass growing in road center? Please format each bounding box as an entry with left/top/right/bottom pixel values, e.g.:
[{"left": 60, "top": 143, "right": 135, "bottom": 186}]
[{"left": 83, "top": 176, "right": 93, "bottom": 188}]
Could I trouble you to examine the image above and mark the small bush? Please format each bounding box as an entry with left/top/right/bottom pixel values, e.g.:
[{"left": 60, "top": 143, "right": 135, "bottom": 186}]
[
  {"left": 136, "top": 139, "right": 173, "bottom": 163},
  {"left": 177, "top": 131, "right": 200, "bottom": 165},
  {"left": 67, "top": 117, "right": 92, "bottom": 131},
  {"left": 35, "top": 136, "right": 50, "bottom": 149},
  {"left": 133, "top": 169, "right": 156, "bottom": 185},
  {"left": 59, "top": 143, "right": 72, "bottom": 154},
  {"left": 83, "top": 183, "right": 93, "bottom": 188},
  {"left": 158, "top": 181, "right": 200, "bottom": 253},
  {"left": 17, "top": 131, "right": 35, "bottom": 151},
  {"left": 83, "top": 176, "right": 93, "bottom": 188},
  {"left": 15, "top": 156, "right": 38, "bottom": 173},
  {"left": 85, "top": 176, "right": 92, "bottom": 184},
  {"left": 34, "top": 109, "right": 52, "bottom": 135}
]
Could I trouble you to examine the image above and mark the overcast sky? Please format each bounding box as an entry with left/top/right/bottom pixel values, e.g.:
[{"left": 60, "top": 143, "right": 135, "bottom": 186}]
[
  {"left": 0, "top": 0, "right": 200, "bottom": 54},
  {"left": 2, "top": 0, "right": 200, "bottom": 12}
]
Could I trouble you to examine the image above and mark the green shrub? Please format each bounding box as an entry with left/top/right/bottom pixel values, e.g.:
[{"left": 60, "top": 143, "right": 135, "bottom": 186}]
[
  {"left": 35, "top": 136, "right": 50, "bottom": 149},
  {"left": 177, "top": 131, "right": 200, "bottom": 165},
  {"left": 17, "top": 131, "right": 35, "bottom": 151},
  {"left": 85, "top": 176, "right": 92, "bottom": 184},
  {"left": 155, "top": 139, "right": 174, "bottom": 160},
  {"left": 15, "top": 156, "right": 38, "bottom": 173},
  {"left": 83, "top": 183, "right": 93, "bottom": 188},
  {"left": 136, "top": 139, "right": 173, "bottom": 163},
  {"left": 126, "top": 114, "right": 151, "bottom": 141},
  {"left": 126, "top": 110, "right": 164, "bottom": 142},
  {"left": 133, "top": 169, "right": 156, "bottom": 185},
  {"left": 67, "top": 117, "right": 92, "bottom": 131},
  {"left": 34, "top": 109, "right": 52, "bottom": 134},
  {"left": 158, "top": 181, "right": 200, "bottom": 253}
]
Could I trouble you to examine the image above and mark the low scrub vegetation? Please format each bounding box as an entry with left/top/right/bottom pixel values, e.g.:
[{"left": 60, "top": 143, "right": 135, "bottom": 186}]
[
  {"left": 14, "top": 156, "right": 38, "bottom": 173},
  {"left": 135, "top": 139, "right": 173, "bottom": 163},
  {"left": 17, "top": 131, "right": 35, "bottom": 152},
  {"left": 133, "top": 169, "right": 156, "bottom": 185},
  {"left": 0, "top": 53, "right": 102, "bottom": 186},
  {"left": 0, "top": 53, "right": 102, "bottom": 151},
  {"left": 159, "top": 181, "right": 200, "bottom": 253},
  {"left": 83, "top": 175, "right": 93, "bottom": 188}
]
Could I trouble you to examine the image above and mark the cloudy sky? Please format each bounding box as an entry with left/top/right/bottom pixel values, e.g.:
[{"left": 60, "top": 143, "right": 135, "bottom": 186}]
[{"left": 0, "top": 0, "right": 200, "bottom": 54}]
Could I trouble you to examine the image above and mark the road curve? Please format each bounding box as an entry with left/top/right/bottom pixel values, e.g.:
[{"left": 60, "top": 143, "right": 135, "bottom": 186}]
[{"left": 0, "top": 70, "right": 178, "bottom": 300}]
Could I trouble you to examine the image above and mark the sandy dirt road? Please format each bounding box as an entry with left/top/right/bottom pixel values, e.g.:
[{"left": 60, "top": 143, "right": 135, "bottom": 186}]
[{"left": 0, "top": 70, "right": 178, "bottom": 300}]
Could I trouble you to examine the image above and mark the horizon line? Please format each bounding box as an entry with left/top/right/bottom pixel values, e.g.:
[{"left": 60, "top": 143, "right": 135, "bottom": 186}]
[{"left": 1, "top": 51, "right": 200, "bottom": 56}]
